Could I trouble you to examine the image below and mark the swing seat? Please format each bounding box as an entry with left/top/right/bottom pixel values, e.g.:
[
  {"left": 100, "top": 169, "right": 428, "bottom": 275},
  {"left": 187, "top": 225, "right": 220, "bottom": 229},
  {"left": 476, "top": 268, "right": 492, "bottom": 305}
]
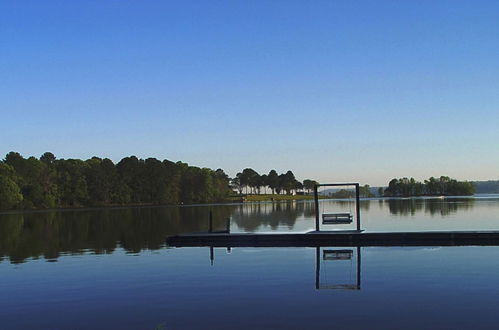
[{"left": 322, "top": 213, "right": 353, "bottom": 224}]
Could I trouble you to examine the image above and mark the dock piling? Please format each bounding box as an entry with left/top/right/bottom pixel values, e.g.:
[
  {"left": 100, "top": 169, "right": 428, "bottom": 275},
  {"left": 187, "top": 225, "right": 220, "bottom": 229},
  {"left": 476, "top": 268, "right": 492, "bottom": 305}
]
[
  {"left": 209, "top": 210, "right": 213, "bottom": 233},
  {"left": 314, "top": 185, "right": 320, "bottom": 231}
]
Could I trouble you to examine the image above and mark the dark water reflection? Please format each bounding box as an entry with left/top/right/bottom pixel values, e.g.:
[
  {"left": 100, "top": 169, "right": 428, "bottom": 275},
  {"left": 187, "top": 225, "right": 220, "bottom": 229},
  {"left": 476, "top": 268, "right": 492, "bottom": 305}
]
[
  {"left": 385, "top": 197, "right": 475, "bottom": 216},
  {"left": 230, "top": 201, "right": 314, "bottom": 231},
  {"left": 0, "top": 206, "right": 233, "bottom": 264},
  {"left": 0, "top": 196, "right": 498, "bottom": 264}
]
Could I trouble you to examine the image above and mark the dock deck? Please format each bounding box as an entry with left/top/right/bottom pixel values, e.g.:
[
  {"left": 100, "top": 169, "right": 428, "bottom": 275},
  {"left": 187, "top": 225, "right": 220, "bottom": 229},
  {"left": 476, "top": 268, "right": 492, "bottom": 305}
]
[{"left": 167, "top": 230, "right": 499, "bottom": 247}]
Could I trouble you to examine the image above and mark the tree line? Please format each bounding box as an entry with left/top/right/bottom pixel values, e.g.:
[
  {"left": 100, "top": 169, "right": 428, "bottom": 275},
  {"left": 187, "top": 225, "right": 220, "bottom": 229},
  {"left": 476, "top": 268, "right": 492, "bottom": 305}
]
[
  {"left": 1, "top": 152, "right": 476, "bottom": 211},
  {"left": 230, "top": 168, "right": 319, "bottom": 195},
  {"left": 383, "top": 176, "right": 475, "bottom": 197},
  {"left": 0, "top": 152, "right": 322, "bottom": 211},
  {"left": 0, "top": 152, "right": 232, "bottom": 210}
]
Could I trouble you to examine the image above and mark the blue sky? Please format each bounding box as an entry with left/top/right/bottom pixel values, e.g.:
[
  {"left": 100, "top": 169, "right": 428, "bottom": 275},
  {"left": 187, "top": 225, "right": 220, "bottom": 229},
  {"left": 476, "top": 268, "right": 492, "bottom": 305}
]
[{"left": 1, "top": 0, "right": 499, "bottom": 185}]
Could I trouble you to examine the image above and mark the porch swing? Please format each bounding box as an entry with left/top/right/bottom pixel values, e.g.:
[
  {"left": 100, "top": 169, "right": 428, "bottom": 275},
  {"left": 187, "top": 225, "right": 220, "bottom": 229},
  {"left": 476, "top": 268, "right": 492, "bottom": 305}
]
[
  {"left": 321, "top": 188, "right": 354, "bottom": 225},
  {"left": 322, "top": 213, "right": 353, "bottom": 224}
]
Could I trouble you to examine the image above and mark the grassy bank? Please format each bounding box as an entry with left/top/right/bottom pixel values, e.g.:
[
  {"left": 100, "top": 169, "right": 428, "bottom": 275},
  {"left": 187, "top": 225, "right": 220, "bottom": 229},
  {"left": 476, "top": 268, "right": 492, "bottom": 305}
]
[
  {"left": 0, "top": 195, "right": 322, "bottom": 213},
  {"left": 226, "top": 194, "right": 322, "bottom": 202}
]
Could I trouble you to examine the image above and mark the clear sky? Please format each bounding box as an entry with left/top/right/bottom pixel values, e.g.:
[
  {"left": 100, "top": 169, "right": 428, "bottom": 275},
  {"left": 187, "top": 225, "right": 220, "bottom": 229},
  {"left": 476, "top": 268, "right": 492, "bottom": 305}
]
[{"left": 1, "top": 0, "right": 499, "bottom": 185}]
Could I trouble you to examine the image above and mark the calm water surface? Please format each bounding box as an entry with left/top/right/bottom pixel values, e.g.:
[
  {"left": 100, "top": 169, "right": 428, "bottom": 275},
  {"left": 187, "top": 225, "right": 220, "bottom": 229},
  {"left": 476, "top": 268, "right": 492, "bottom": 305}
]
[{"left": 1, "top": 196, "right": 499, "bottom": 329}]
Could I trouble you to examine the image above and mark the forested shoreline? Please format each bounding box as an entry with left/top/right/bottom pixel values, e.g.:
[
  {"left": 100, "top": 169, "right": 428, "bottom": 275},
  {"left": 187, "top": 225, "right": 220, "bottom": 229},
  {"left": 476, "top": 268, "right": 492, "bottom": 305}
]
[
  {"left": 0, "top": 152, "right": 232, "bottom": 211},
  {"left": 0, "top": 152, "right": 320, "bottom": 211},
  {"left": 0, "top": 152, "right": 480, "bottom": 211},
  {"left": 383, "top": 176, "right": 475, "bottom": 197}
]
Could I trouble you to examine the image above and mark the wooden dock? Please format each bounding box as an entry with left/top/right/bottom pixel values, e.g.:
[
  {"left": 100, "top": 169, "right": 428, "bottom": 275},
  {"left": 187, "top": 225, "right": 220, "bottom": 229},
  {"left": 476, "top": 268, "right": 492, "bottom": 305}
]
[{"left": 167, "top": 230, "right": 499, "bottom": 247}]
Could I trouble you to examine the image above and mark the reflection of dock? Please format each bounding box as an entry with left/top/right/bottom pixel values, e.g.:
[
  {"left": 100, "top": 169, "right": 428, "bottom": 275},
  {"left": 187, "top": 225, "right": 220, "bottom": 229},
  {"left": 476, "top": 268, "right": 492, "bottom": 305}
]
[
  {"left": 203, "top": 244, "right": 362, "bottom": 291},
  {"left": 167, "top": 230, "right": 499, "bottom": 247}
]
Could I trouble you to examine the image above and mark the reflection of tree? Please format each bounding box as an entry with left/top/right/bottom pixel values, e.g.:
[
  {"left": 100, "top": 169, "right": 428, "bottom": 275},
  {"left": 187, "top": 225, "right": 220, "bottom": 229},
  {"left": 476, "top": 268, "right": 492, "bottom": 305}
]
[
  {"left": 231, "top": 200, "right": 369, "bottom": 232},
  {"left": 425, "top": 199, "right": 474, "bottom": 216},
  {"left": 386, "top": 198, "right": 474, "bottom": 217},
  {"left": 0, "top": 206, "right": 233, "bottom": 264},
  {"left": 321, "top": 199, "right": 370, "bottom": 211},
  {"left": 231, "top": 202, "right": 302, "bottom": 232},
  {"left": 387, "top": 199, "right": 422, "bottom": 216},
  {"left": 0, "top": 199, "right": 381, "bottom": 263},
  {"left": 360, "top": 200, "right": 370, "bottom": 211},
  {"left": 303, "top": 201, "right": 316, "bottom": 217}
]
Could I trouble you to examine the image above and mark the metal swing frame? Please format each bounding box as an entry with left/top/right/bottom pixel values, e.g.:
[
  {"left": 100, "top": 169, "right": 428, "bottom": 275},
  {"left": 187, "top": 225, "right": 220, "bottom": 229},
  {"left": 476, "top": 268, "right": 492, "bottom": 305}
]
[
  {"left": 315, "top": 246, "right": 361, "bottom": 290},
  {"left": 313, "top": 183, "right": 361, "bottom": 231}
]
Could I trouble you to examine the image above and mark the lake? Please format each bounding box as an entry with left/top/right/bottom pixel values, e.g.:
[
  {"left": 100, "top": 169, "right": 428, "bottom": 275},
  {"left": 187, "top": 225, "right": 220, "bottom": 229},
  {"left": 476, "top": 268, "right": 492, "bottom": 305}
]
[{"left": 1, "top": 196, "right": 499, "bottom": 329}]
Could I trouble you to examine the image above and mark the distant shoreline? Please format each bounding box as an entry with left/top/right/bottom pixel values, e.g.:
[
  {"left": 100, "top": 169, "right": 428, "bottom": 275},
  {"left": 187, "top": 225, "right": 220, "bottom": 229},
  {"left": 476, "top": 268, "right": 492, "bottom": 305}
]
[{"left": 2, "top": 194, "right": 497, "bottom": 215}]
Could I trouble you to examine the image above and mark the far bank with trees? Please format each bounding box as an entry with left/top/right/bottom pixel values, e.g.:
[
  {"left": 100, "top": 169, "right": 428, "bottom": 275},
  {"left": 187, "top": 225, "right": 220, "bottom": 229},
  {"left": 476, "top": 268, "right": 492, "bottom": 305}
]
[
  {"left": 0, "top": 151, "right": 479, "bottom": 212},
  {"left": 382, "top": 176, "right": 475, "bottom": 197}
]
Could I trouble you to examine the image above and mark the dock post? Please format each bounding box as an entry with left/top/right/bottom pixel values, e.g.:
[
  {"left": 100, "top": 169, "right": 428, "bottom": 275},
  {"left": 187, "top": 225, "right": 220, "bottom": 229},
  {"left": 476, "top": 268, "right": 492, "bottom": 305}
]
[
  {"left": 210, "top": 246, "right": 214, "bottom": 266},
  {"left": 314, "top": 185, "right": 320, "bottom": 231},
  {"left": 356, "top": 246, "right": 361, "bottom": 289},
  {"left": 209, "top": 210, "right": 213, "bottom": 233},
  {"left": 315, "top": 246, "right": 320, "bottom": 290},
  {"left": 355, "top": 184, "right": 361, "bottom": 231},
  {"left": 226, "top": 218, "right": 231, "bottom": 233}
]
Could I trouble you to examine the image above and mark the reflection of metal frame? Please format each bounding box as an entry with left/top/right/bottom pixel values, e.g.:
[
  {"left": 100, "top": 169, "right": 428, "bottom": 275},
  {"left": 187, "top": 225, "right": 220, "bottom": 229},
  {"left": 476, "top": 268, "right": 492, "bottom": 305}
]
[
  {"left": 313, "top": 183, "right": 361, "bottom": 231},
  {"left": 208, "top": 245, "right": 361, "bottom": 290},
  {"left": 209, "top": 246, "right": 231, "bottom": 265},
  {"left": 315, "top": 246, "right": 361, "bottom": 290},
  {"left": 323, "top": 249, "right": 353, "bottom": 260}
]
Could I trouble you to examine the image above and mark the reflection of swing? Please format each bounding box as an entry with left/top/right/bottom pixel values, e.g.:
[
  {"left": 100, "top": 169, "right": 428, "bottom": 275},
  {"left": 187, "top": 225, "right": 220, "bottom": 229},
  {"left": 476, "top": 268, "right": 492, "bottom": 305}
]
[
  {"left": 315, "top": 247, "right": 361, "bottom": 290},
  {"left": 323, "top": 249, "right": 353, "bottom": 260}
]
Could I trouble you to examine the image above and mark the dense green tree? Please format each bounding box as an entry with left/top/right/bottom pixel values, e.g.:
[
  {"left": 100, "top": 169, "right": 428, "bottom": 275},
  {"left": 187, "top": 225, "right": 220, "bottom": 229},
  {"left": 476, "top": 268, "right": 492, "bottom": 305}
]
[
  {"left": 5, "top": 153, "right": 57, "bottom": 208},
  {"left": 260, "top": 174, "right": 268, "bottom": 194},
  {"left": 38, "top": 152, "right": 58, "bottom": 206},
  {"left": 240, "top": 168, "right": 260, "bottom": 194},
  {"left": 55, "top": 159, "right": 89, "bottom": 206},
  {"left": 116, "top": 156, "right": 145, "bottom": 203},
  {"left": 276, "top": 174, "right": 285, "bottom": 194},
  {"left": 40, "top": 152, "right": 56, "bottom": 165},
  {"left": 384, "top": 176, "right": 475, "bottom": 197},
  {"left": 282, "top": 170, "right": 297, "bottom": 194},
  {"left": 303, "top": 179, "right": 319, "bottom": 194},
  {"left": 360, "top": 184, "right": 374, "bottom": 198},
  {"left": 0, "top": 163, "right": 23, "bottom": 210},
  {"left": 230, "top": 173, "right": 243, "bottom": 195},
  {"left": 294, "top": 181, "right": 304, "bottom": 194},
  {"left": 253, "top": 175, "right": 265, "bottom": 194},
  {"left": 85, "top": 157, "right": 130, "bottom": 205},
  {"left": 267, "top": 170, "right": 279, "bottom": 194},
  {"left": 330, "top": 189, "right": 354, "bottom": 198},
  {"left": 424, "top": 177, "right": 438, "bottom": 195},
  {"left": 213, "top": 168, "right": 231, "bottom": 199}
]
